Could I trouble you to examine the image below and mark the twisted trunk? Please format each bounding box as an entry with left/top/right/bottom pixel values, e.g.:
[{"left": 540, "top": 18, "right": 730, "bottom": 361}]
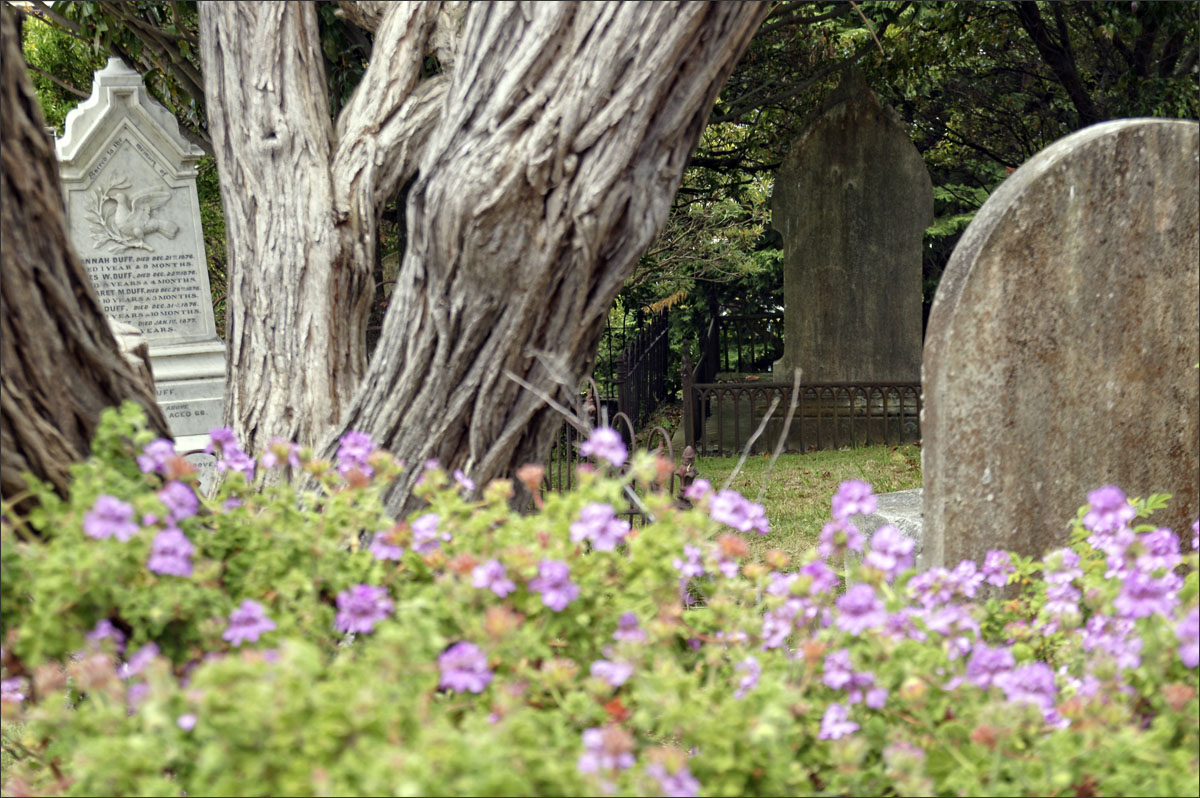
[{"left": 1, "top": 7, "right": 169, "bottom": 508}]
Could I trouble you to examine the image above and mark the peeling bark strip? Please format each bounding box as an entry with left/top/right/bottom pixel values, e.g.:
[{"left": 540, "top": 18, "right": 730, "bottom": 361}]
[
  {"left": 338, "top": 1, "right": 769, "bottom": 514},
  {"left": 1, "top": 8, "right": 169, "bottom": 506}
]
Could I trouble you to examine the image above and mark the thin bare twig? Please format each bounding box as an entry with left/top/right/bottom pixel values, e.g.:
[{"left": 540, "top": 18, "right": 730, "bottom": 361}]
[
  {"left": 757, "top": 367, "right": 802, "bottom": 503},
  {"left": 849, "top": 1, "right": 886, "bottom": 58},
  {"left": 24, "top": 62, "right": 89, "bottom": 98},
  {"left": 502, "top": 369, "right": 591, "bottom": 437},
  {"left": 721, "top": 395, "right": 781, "bottom": 493}
]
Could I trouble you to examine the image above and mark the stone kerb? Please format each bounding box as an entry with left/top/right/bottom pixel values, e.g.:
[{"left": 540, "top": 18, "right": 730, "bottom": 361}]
[
  {"left": 922, "top": 119, "right": 1200, "bottom": 569},
  {"left": 57, "top": 58, "right": 226, "bottom": 459}
]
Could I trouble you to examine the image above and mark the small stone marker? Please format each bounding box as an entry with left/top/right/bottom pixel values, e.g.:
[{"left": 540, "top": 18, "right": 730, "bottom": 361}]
[
  {"left": 851, "top": 488, "right": 925, "bottom": 569},
  {"left": 771, "top": 69, "right": 932, "bottom": 383},
  {"left": 56, "top": 58, "right": 225, "bottom": 468},
  {"left": 922, "top": 119, "right": 1200, "bottom": 568}
]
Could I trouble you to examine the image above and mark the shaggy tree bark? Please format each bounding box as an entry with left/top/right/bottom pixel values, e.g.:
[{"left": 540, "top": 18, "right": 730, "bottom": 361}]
[
  {"left": 0, "top": 8, "right": 169, "bottom": 507},
  {"left": 199, "top": 1, "right": 768, "bottom": 513}
]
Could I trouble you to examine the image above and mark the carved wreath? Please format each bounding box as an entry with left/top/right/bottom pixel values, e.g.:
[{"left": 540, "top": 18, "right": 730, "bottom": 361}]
[{"left": 86, "top": 173, "right": 178, "bottom": 253}]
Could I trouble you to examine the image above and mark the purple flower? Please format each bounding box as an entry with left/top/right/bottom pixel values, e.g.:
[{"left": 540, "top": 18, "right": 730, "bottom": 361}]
[
  {"left": 818, "top": 703, "right": 859, "bottom": 740},
  {"left": 471, "top": 559, "right": 516, "bottom": 597},
  {"left": 590, "top": 659, "right": 634, "bottom": 687},
  {"left": 570, "top": 503, "right": 631, "bottom": 552},
  {"left": 823, "top": 649, "right": 855, "bottom": 690},
  {"left": 452, "top": 469, "right": 476, "bottom": 492},
  {"left": 1083, "top": 485, "right": 1136, "bottom": 534},
  {"left": 613, "top": 612, "right": 647, "bottom": 643},
  {"left": 982, "top": 550, "right": 1015, "bottom": 587},
  {"left": 1114, "top": 570, "right": 1179, "bottom": 619},
  {"left": 530, "top": 560, "right": 579, "bottom": 612},
  {"left": 864, "top": 525, "right": 914, "bottom": 581},
  {"left": 222, "top": 600, "right": 276, "bottom": 647},
  {"left": 261, "top": 439, "right": 301, "bottom": 469},
  {"left": 948, "top": 559, "right": 985, "bottom": 599},
  {"left": 1192, "top": 519, "right": 1199, "bottom": 551},
  {"left": 767, "top": 571, "right": 798, "bottom": 597},
  {"left": 146, "top": 527, "right": 195, "bottom": 577},
  {"left": 335, "top": 584, "right": 393, "bottom": 634},
  {"left": 368, "top": 531, "right": 405, "bottom": 561},
  {"left": 86, "top": 619, "right": 127, "bottom": 654},
  {"left": 137, "top": 438, "right": 177, "bottom": 475},
  {"left": 734, "top": 656, "right": 761, "bottom": 699},
  {"left": 832, "top": 480, "right": 876, "bottom": 522},
  {"left": 922, "top": 604, "right": 979, "bottom": 659},
  {"left": 177, "top": 713, "right": 197, "bottom": 731},
  {"left": 835, "top": 584, "right": 886, "bottom": 635},
  {"left": 1176, "top": 606, "right": 1199, "bottom": 668},
  {"left": 83, "top": 495, "right": 139, "bottom": 541},
  {"left": 864, "top": 686, "right": 889, "bottom": 709},
  {"left": 760, "top": 602, "right": 799, "bottom": 650},
  {"left": 157, "top": 481, "right": 198, "bottom": 523},
  {"left": 1044, "top": 582, "right": 1081, "bottom": 618},
  {"left": 683, "top": 478, "right": 712, "bottom": 501},
  {"left": 1081, "top": 615, "right": 1142, "bottom": 670},
  {"left": 1, "top": 678, "right": 27, "bottom": 704},
  {"left": 206, "top": 427, "right": 256, "bottom": 479},
  {"left": 673, "top": 545, "right": 706, "bottom": 578},
  {"left": 1136, "top": 528, "right": 1181, "bottom": 574},
  {"left": 709, "top": 490, "right": 769, "bottom": 535},
  {"left": 437, "top": 641, "right": 493, "bottom": 693},
  {"left": 577, "top": 727, "right": 635, "bottom": 774},
  {"left": 800, "top": 560, "right": 839, "bottom": 595},
  {"left": 817, "top": 519, "right": 864, "bottom": 559},
  {"left": 1043, "top": 548, "right": 1082, "bottom": 584},
  {"left": 883, "top": 608, "right": 927, "bottom": 642},
  {"left": 995, "top": 661, "right": 1062, "bottom": 726},
  {"left": 119, "top": 643, "right": 160, "bottom": 680},
  {"left": 646, "top": 763, "right": 701, "bottom": 798},
  {"left": 336, "top": 430, "right": 376, "bottom": 477},
  {"left": 964, "top": 643, "right": 1015, "bottom": 689},
  {"left": 579, "top": 427, "right": 628, "bottom": 468},
  {"left": 411, "top": 513, "right": 450, "bottom": 554}
]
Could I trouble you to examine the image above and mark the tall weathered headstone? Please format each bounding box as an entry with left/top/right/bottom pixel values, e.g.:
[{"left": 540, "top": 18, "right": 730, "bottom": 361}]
[
  {"left": 772, "top": 70, "right": 932, "bottom": 383},
  {"left": 56, "top": 58, "right": 224, "bottom": 453},
  {"left": 923, "top": 119, "right": 1200, "bottom": 568}
]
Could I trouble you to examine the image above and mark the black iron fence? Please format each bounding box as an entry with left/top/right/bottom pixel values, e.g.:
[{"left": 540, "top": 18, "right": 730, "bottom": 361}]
[{"left": 681, "top": 353, "right": 920, "bottom": 455}]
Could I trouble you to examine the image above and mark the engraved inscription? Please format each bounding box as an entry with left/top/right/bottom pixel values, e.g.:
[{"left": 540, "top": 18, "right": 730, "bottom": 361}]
[{"left": 83, "top": 252, "right": 206, "bottom": 337}]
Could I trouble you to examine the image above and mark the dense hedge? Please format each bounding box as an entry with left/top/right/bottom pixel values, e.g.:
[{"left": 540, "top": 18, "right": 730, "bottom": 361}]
[{"left": 1, "top": 403, "right": 1196, "bottom": 796}]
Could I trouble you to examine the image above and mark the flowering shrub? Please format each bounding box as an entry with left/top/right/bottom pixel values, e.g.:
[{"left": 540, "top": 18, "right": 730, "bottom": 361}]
[{"left": 0, "top": 404, "right": 1197, "bottom": 796}]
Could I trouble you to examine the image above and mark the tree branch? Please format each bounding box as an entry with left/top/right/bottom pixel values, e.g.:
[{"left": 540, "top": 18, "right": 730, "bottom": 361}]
[{"left": 24, "top": 62, "right": 89, "bottom": 99}]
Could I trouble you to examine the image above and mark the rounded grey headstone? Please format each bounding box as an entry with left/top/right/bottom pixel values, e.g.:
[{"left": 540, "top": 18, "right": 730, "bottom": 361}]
[{"left": 922, "top": 119, "right": 1199, "bottom": 568}]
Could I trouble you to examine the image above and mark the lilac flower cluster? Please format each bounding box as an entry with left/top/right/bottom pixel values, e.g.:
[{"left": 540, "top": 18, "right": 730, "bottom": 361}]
[
  {"left": 590, "top": 659, "right": 634, "bottom": 687},
  {"left": 529, "top": 560, "right": 578, "bottom": 611},
  {"left": 334, "top": 584, "right": 393, "bottom": 634},
  {"left": 411, "top": 513, "right": 450, "bottom": 554},
  {"left": 646, "top": 763, "right": 701, "bottom": 798},
  {"left": 438, "top": 642, "right": 493, "bottom": 693},
  {"left": 471, "top": 559, "right": 516, "bottom": 597},
  {"left": 369, "top": 531, "right": 405, "bottom": 561},
  {"left": 570, "top": 503, "right": 630, "bottom": 551},
  {"left": 579, "top": 427, "right": 627, "bottom": 468},
  {"left": 863, "top": 524, "right": 914, "bottom": 581},
  {"left": 137, "top": 438, "right": 177, "bottom": 475},
  {"left": 205, "top": 427, "right": 256, "bottom": 478},
  {"left": 577, "top": 726, "right": 635, "bottom": 773},
  {"left": 708, "top": 489, "right": 769, "bottom": 535},
  {"left": 83, "top": 495, "right": 139, "bottom": 541},
  {"left": 336, "top": 430, "right": 375, "bottom": 478},
  {"left": 613, "top": 612, "right": 647, "bottom": 643},
  {"left": 146, "top": 527, "right": 196, "bottom": 577},
  {"left": 222, "top": 600, "right": 276, "bottom": 647}
]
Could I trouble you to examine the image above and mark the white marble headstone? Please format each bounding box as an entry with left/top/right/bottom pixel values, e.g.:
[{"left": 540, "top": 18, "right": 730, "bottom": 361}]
[{"left": 57, "top": 58, "right": 225, "bottom": 466}]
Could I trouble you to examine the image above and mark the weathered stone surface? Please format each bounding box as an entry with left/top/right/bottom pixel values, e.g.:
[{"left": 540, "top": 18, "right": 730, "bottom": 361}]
[
  {"left": 772, "top": 70, "right": 932, "bottom": 383},
  {"left": 57, "top": 58, "right": 225, "bottom": 440},
  {"left": 922, "top": 119, "right": 1200, "bottom": 568},
  {"left": 851, "top": 487, "right": 925, "bottom": 567}
]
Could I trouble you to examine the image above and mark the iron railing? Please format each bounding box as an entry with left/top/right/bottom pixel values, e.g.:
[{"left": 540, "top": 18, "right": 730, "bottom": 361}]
[{"left": 681, "top": 356, "right": 920, "bottom": 455}]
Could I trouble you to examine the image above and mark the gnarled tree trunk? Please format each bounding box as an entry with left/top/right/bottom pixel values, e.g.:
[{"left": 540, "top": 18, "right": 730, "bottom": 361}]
[
  {"left": 1, "top": 7, "right": 169, "bottom": 508},
  {"left": 199, "top": 1, "right": 768, "bottom": 513}
]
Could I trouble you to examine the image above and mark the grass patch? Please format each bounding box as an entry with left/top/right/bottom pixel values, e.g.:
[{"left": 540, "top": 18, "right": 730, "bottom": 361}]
[{"left": 695, "top": 444, "right": 922, "bottom": 563}]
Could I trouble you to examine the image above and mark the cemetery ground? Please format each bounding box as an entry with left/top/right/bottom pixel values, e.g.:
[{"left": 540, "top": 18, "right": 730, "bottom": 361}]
[{"left": 697, "top": 445, "right": 922, "bottom": 562}]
